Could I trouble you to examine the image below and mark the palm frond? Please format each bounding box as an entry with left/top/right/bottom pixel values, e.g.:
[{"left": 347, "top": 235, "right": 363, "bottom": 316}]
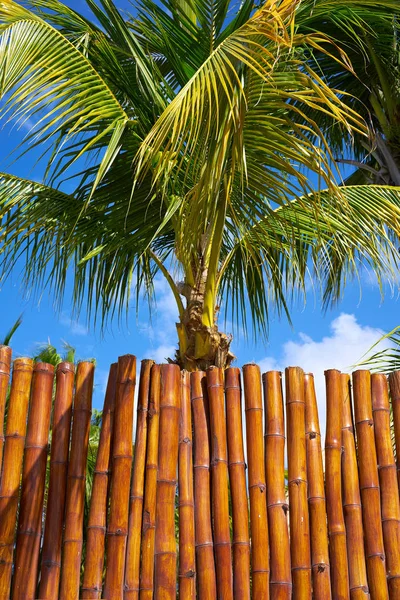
[{"left": 355, "top": 326, "right": 400, "bottom": 373}]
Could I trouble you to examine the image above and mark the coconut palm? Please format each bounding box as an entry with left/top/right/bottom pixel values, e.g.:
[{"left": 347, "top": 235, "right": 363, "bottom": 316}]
[
  {"left": 295, "top": 0, "right": 400, "bottom": 185},
  {"left": 1, "top": 0, "right": 400, "bottom": 370}
]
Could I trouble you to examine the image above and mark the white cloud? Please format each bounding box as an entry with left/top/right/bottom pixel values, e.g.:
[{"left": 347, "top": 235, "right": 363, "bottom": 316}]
[
  {"left": 258, "top": 313, "right": 390, "bottom": 440},
  {"left": 59, "top": 313, "right": 88, "bottom": 336}
]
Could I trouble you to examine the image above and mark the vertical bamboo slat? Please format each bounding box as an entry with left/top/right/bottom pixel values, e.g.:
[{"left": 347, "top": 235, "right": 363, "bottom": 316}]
[
  {"left": 125, "top": 359, "right": 153, "bottom": 600},
  {"left": 191, "top": 371, "right": 217, "bottom": 600},
  {"left": 207, "top": 367, "right": 233, "bottom": 600},
  {"left": 388, "top": 372, "right": 400, "bottom": 488},
  {"left": 81, "top": 363, "right": 118, "bottom": 599},
  {"left": 371, "top": 374, "right": 400, "bottom": 596},
  {"left": 39, "top": 362, "right": 75, "bottom": 600},
  {"left": 353, "top": 370, "right": 388, "bottom": 600},
  {"left": 0, "top": 357, "right": 33, "bottom": 599},
  {"left": 103, "top": 355, "right": 136, "bottom": 599},
  {"left": 0, "top": 346, "right": 11, "bottom": 471},
  {"left": 304, "top": 374, "right": 331, "bottom": 599},
  {"left": 286, "top": 367, "right": 312, "bottom": 599},
  {"left": 263, "top": 371, "right": 291, "bottom": 600},
  {"left": 324, "top": 370, "right": 349, "bottom": 599},
  {"left": 243, "top": 364, "right": 269, "bottom": 599},
  {"left": 140, "top": 365, "right": 161, "bottom": 600},
  {"left": 341, "top": 374, "right": 369, "bottom": 600},
  {"left": 225, "top": 367, "right": 250, "bottom": 600},
  {"left": 12, "top": 362, "right": 54, "bottom": 599},
  {"left": 178, "top": 370, "right": 196, "bottom": 599},
  {"left": 154, "top": 364, "right": 181, "bottom": 600},
  {"left": 59, "top": 361, "right": 95, "bottom": 600}
]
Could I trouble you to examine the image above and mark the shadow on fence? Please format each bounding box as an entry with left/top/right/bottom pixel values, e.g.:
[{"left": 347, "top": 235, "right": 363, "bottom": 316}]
[{"left": 0, "top": 344, "right": 399, "bottom": 599}]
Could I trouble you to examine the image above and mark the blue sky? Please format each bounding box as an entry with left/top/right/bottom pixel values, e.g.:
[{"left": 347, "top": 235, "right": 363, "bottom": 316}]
[{"left": 0, "top": 0, "right": 398, "bottom": 421}]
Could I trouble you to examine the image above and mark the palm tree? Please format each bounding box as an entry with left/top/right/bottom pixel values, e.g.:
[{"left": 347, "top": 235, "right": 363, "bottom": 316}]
[
  {"left": 1, "top": 0, "right": 400, "bottom": 370},
  {"left": 295, "top": 1, "right": 400, "bottom": 185}
]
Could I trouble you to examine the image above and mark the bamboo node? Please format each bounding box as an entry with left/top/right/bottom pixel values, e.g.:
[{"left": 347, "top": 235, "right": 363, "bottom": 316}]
[
  {"left": 316, "top": 563, "right": 328, "bottom": 573},
  {"left": 249, "top": 483, "right": 266, "bottom": 493},
  {"left": 179, "top": 570, "right": 196, "bottom": 579},
  {"left": 309, "top": 431, "right": 317, "bottom": 439},
  {"left": 366, "top": 552, "right": 385, "bottom": 561},
  {"left": 181, "top": 436, "right": 191, "bottom": 444}
]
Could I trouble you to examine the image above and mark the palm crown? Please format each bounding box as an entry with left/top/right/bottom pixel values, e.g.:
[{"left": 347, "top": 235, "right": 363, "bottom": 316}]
[{"left": 1, "top": 0, "right": 400, "bottom": 369}]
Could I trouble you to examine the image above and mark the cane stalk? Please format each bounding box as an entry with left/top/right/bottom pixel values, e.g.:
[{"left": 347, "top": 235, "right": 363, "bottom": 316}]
[
  {"left": 353, "top": 370, "right": 389, "bottom": 599},
  {"left": 0, "top": 346, "right": 11, "bottom": 471},
  {"left": 59, "top": 361, "right": 95, "bottom": 600},
  {"left": 304, "top": 373, "right": 331, "bottom": 599},
  {"left": 125, "top": 359, "right": 153, "bottom": 600},
  {"left": 207, "top": 367, "right": 233, "bottom": 600},
  {"left": 285, "top": 367, "right": 312, "bottom": 598},
  {"left": 103, "top": 355, "right": 136, "bottom": 599},
  {"left": 226, "top": 367, "right": 250, "bottom": 599},
  {"left": 371, "top": 373, "right": 400, "bottom": 596},
  {"left": 154, "top": 364, "right": 180, "bottom": 599},
  {"left": 0, "top": 357, "right": 33, "bottom": 600},
  {"left": 341, "top": 374, "right": 369, "bottom": 600},
  {"left": 388, "top": 371, "right": 400, "bottom": 488},
  {"left": 81, "top": 363, "right": 117, "bottom": 599},
  {"left": 179, "top": 370, "right": 196, "bottom": 599},
  {"left": 191, "top": 370, "right": 217, "bottom": 600},
  {"left": 264, "top": 370, "right": 292, "bottom": 600},
  {"left": 139, "top": 364, "right": 161, "bottom": 600},
  {"left": 12, "top": 362, "right": 54, "bottom": 599},
  {"left": 324, "top": 370, "right": 350, "bottom": 599}
]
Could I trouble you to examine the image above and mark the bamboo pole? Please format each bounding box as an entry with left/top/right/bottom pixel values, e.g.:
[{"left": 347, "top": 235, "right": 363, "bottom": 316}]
[
  {"left": 59, "top": 361, "right": 95, "bottom": 600},
  {"left": 191, "top": 371, "right": 217, "bottom": 600},
  {"left": 178, "top": 370, "right": 196, "bottom": 599},
  {"left": 353, "top": 370, "right": 389, "bottom": 600},
  {"left": 207, "top": 367, "right": 233, "bottom": 600},
  {"left": 371, "top": 373, "right": 400, "bottom": 597},
  {"left": 225, "top": 367, "right": 250, "bottom": 600},
  {"left": 103, "top": 355, "right": 136, "bottom": 599},
  {"left": 154, "top": 364, "right": 181, "bottom": 600},
  {"left": 285, "top": 367, "right": 311, "bottom": 599},
  {"left": 341, "top": 374, "right": 369, "bottom": 600},
  {"left": 39, "top": 362, "right": 75, "bottom": 600},
  {"left": 0, "top": 346, "right": 11, "bottom": 471},
  {"left": 243, "top": 364, "right": 269, "bottom": 599},
  {"left": 139, "top": 364, "right": 161, "bottom": 600},
  {"left": 125, "top": 359, "right": 153, "bottom": 600},
  {"left": 304, "top": 373, "right": 331, "bottom": 599},
  {"left": 12, "top": 362, "right": 54, "bottom": 599},
  {"left": 0, "top": 357, "right": 33, "bottom": 599},
  {"left": 263, "top": 371, "right": 292, "bottom": 600},
  {"left": 325, "top": 370, "right": 350, "bottom": 599},
  {"left": 81, "top": 363, "right": 118, "bottom": 599},
  {"left": 388, "top": 371, "right": 400, "bottom": 488}
]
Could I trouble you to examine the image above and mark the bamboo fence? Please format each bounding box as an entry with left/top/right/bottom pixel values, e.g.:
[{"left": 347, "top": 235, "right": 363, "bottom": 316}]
[{"left": 0, "top": 346, "right": 399, "bottom": 598}]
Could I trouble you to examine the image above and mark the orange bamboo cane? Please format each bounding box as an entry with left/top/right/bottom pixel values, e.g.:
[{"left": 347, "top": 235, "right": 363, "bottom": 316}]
[
  {"left": 304, "top": 373, "right": 331, "bottom": 599},
  {"left": 371, "top": 373, "right": 400, "bottom": 596},
  {"left": 353, "top": 370, "right": 389, "bottom": 600},
  {"left": 285, "top": 367, "right": 312, "bottom": 599},
  {"left": 341, "top": 374, "right": 369, "bottom": 600},
  {"left": 139, "top": 364, "right": 161, "bottom": 600},
  {"left": 0, "top": 357, "right": 33, "bottom": 600},
  {"left": 81, "top": 363, "right": 118, "bottom": 599},
  {"left": 191, "top": 371, "right": 217, "bottom": 600},
  {"left": 243, "top": 364, "right": 269, "bottom": 599},
  {"left": 154, "top": 364, "right": 181, "bottom": 600},
  {"left": 0, "top": 346, "right": 11, "bottom": 472},
  {"left": 263, "top": 371, "right": 291, "bottom": 600},
  {"left": 324, "top": 370, "right": 350, "bottom": 599},
  {"left": 207, "top": 367, "right": 233, "bottom": 600},
  {"left": 388, "top": 371, "right": 400, "bottom": 488},
  {"left": 39, "top": 362, "right": 75, "bottom": 599},
  {"left": 12, "top": 362, "right": 54, "bottom": 599},
  {"left": 125, "top": 359, "right": 153, "bottom": 600},
  {"left": 103, "top": 355, "right": 136, "bottom": 599},
  {"left": 225, "top": 367, "right": 250, "bottom": 600},
  {"left": 178, "top": 370, "right": 196, "bottom": 599},
  {"left": 59, "top": 361, "right": 95, "bottom": 600}
]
